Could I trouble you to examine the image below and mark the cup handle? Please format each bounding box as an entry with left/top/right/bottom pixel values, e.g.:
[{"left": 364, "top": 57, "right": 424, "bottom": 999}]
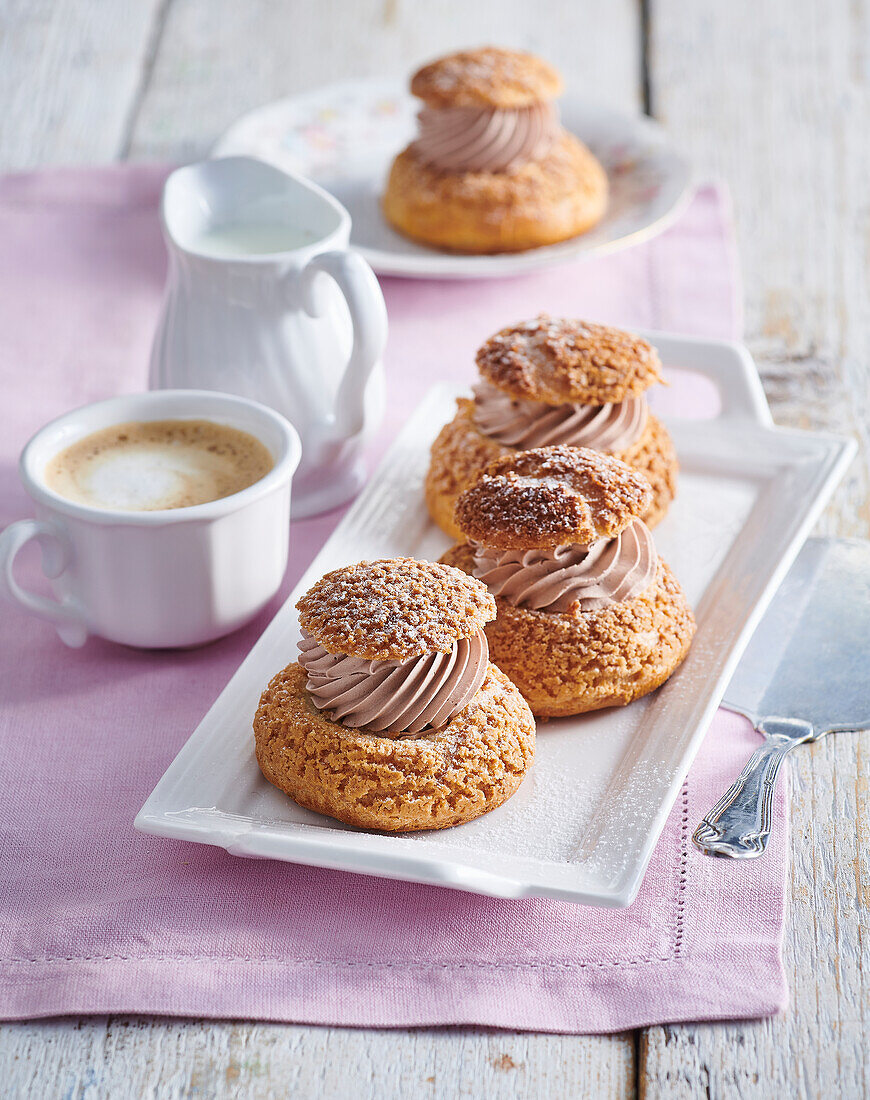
[
  {"left": 0, "top": 519, "right": 88, "bottom": 647},
  {"left": 298, "top": 250, "right": 387, "bottom": 438}
]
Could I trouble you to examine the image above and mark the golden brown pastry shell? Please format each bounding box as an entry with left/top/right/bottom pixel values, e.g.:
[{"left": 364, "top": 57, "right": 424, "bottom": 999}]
[
  {"left": 254, "top": 662, "right": 535, "bottom": 832},
  {"left": 477, "top": 317, "right": 663, "bottom": 405},
  {"left": 296, "top": 557, "right": 494, "bottom": 661},
  {"left": 382, "top": 132, "right": 608, "bottom": 254},
  {"left": 425, "top": 399, "right": 678, "bottom": 541},
  {"left": 455, "top": 445, "right": 653, "bottom": 550},
  {"left": 410, "top": 47, "right": 563, "bottom": 109},
  {"left": 440, "top": 546, "right": 695, "bottom": 717}
]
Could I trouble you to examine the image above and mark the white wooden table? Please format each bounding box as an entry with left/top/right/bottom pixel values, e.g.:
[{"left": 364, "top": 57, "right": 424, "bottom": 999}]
[{"left": 1, "top": 2, "right": 867, "bottom": 1096}]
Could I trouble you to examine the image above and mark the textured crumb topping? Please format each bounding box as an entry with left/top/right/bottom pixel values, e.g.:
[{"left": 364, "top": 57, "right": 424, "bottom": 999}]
[
  {"left": 296, "top": 557, "right": 497, "bottom": 661},
  {"left": 411, "top": 47, "right": 563, "bottom": 109},
  {"left": 476, "top": 316, "right": 664, "bottom": 405},
  {"left": 454, "top": 445, "right": 654, "bottom": 550}
]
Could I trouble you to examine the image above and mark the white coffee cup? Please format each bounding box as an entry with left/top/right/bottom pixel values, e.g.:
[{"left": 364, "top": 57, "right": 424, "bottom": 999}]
[{"left": 0, "top": 390, "right": 301, "bottom": 648}]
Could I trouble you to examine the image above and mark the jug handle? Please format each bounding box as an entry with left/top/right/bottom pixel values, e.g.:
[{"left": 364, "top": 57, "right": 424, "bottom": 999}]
[{"left": 297, "top": 251, "right": 387, "bottom": 438}]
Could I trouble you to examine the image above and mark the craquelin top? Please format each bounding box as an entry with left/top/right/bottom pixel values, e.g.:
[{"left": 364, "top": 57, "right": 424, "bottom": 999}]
[
  {"left": 410, "top": 47, "right": 563, "bottom": 110},
  {"left": 453, "top": 445, "right": 654, "bottom": 550},
  {"left": 296, "top": 558, "right": 497, "bottom": 661},
  {"left": 476, "top": 316, "right": 664, "bottom": 406}
]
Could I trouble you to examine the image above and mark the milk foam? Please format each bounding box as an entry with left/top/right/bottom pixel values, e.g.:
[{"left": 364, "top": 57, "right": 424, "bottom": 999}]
[{"left": 44, "top": 419, "right": 274, "bottom": 511}]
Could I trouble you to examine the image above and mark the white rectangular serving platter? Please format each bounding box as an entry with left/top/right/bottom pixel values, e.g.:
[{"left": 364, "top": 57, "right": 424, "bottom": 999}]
[{"left": 136, "top": 333, "right": 855, "bottom": 907}]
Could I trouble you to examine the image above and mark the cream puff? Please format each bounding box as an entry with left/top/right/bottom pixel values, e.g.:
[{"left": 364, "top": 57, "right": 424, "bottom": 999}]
[
  {"left": 440, "top": 447, "right": 695, "bottom": 717},
  {"left": 254, "top": 558, "right": 535, "bottom": 831},
  {"left": 382, "top": 47, "right": 608, "bottom": 253}
]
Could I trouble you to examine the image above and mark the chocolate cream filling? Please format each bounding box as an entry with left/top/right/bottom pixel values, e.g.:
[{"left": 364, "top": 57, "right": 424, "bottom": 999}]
[
  {"left": 471, "top": 517, "right": 657, "bottom": 614},
  {"left": 473, "top": 381, "right": 648, "bottom": 453},
  {"left": 298, "top": 627, "right": 489, "bottom": 735},
  {"left": 414, "top": 102, "right": 560, "bottom": 173}
]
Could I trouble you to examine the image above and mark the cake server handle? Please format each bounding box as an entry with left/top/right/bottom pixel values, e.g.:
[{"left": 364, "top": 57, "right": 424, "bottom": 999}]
[{"left": 692, "top": 717, "right": 814, "bottom": 858}]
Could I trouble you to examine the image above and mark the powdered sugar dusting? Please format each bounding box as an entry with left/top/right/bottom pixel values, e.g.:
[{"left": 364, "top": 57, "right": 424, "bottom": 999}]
[
  {"left": 411, "top": 47, "right": 562, "bottom": 110},
  {"left": 297, "top": 558, "right": 496, "bottom": 661},
  {"left": 455, "top": 445, "right": 653, "bottom": 550},
  {"left": 477, "top": 315, "right": 663, "bottom": 405},
  {"left": 403, "top": 709, "right": 634, "bottom": 861}
]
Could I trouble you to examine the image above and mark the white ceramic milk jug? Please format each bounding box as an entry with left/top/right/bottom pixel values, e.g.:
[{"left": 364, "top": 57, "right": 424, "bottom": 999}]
[{"left": 149, "top": 156, "right": 387, "bottom": 517}]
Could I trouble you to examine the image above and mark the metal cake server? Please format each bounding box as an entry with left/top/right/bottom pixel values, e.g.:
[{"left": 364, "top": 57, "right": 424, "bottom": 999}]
[{"left": 693, "top": 538, "right": 870, "bottom": 858}]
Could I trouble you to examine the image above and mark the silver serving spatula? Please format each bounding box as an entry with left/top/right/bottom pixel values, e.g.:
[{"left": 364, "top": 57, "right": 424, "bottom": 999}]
[{"left": 694, "top": 538, "right": 870, "bottom": 858}]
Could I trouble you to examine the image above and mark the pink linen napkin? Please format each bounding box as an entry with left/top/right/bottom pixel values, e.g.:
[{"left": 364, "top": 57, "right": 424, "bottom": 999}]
[{"left": 0, "top": 167, "right": 787, "bottom": 1030}]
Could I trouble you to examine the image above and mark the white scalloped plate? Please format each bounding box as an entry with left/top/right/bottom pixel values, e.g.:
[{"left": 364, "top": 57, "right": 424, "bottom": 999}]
[
  {"left": 135, "top": 333, "right": 854, "bottom": 907},
  {"left": 212, "top": 79, "right": 693, "bottom": 279}
]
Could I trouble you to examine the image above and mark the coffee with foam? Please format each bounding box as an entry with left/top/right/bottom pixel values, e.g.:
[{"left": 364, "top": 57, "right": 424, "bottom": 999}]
[{"left": 44, "top": 419, "right": 274, "bottom": 511}]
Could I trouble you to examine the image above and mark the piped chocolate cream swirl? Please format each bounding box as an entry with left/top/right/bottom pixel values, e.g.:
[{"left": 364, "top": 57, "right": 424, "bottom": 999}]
[
  {"left": 414, "top": 103, "right": 560, "bottom": 173},
  {"left": 471, "top": 517, "right": 657, "bottom": 613},
  {"left": 298, "top": 627, "right": 489, "bottom": 735},
  {"left": 473, "top": 381, "right": 648, "bottom": 453}
]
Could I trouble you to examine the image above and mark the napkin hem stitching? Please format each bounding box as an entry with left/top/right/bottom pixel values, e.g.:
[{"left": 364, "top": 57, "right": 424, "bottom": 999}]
[
  {"left": 673, "top": 781, "right": 690, "bottom": 958},
  {"left": 0, "top": 955, "right": 682, "bottom": 968}
]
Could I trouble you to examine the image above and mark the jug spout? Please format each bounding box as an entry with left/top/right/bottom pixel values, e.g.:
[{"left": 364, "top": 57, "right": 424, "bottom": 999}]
[{"left": 160, "top": 156, "right": 351, "bottom": 262}]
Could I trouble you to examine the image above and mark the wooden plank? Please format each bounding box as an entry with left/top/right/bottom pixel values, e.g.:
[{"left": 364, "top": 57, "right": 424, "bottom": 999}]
[
  {"left": 641, "top": 1, "right": 870, "bottom": 1095},
  {"left": 0, "top": 0, "right": 168, "bottom": 169},
  {"left": 127, "top": 0, "right": 642, "bottom": 161},
  {"left": 648, "top": 0, "right": 869, "bottom": 537},
  {"left": 0, "top": 1018, "right": 635, "bottom": 1100}
]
